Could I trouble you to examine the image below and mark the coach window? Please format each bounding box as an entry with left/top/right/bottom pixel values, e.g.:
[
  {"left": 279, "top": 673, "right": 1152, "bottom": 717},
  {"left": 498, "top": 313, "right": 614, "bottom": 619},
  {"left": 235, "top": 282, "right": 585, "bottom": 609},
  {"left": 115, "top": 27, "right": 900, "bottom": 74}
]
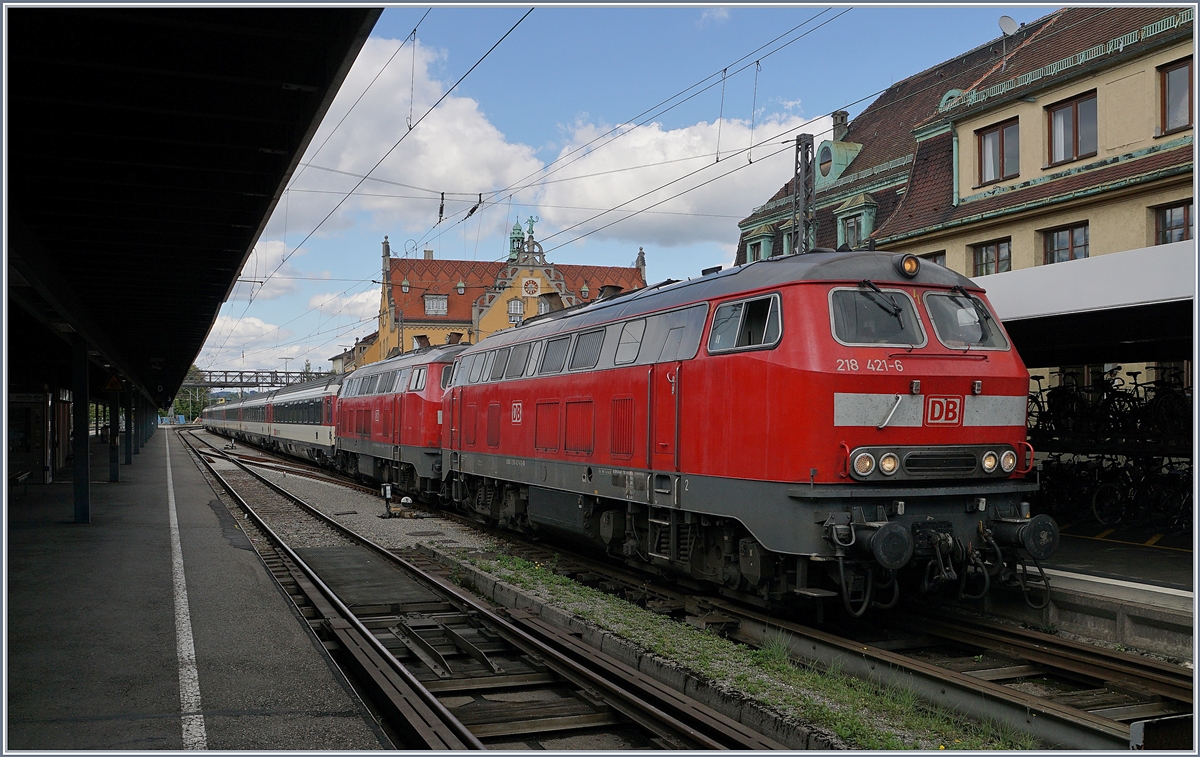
[
  {"left": 440, "top": 364, "right": 454, "bottom": 390},
  {"left": 708, "top": 294, "right": 781, "bottom": 353},
  {"left": 569, "top": 329, "right": 605, "bottom": 370},
  {"left": 365, "top": 374, "right": 380, "bottom": 394},
  {"left": 614, "top": 320, "right": 646, "bottom": 365},
  {"left": 829, "top": 287, "right": 926, "bottom": 347},
  {"left": 506, "top": 342, "right": 532, "bottom": 379},
  {"left": 489, "top": 348, "right": 511, "bottom": 381},
  {"left": 540, "top": 336, "right": 571, "bottom": 374}
]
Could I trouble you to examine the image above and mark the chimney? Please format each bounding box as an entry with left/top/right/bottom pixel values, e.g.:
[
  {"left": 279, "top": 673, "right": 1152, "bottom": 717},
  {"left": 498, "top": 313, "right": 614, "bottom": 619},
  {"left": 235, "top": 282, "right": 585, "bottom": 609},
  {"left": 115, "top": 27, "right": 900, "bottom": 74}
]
[
  {"left": 598, "top": 285, "right": 623, "bottom": 299},
  {"left": 832, "top": 110, "right": 849, "bottom": 142},
  {"left": 424, "top": 249, "right": 434, "bottom": 260},
  {"left": 446, "top": 332, "right": 463, "bottom": 345},
  {"left": 538, "top": 292, "right": 564, "bottom": 312},
  {"left": 414, "top": 334, "right": 430, "bottom": 349}
]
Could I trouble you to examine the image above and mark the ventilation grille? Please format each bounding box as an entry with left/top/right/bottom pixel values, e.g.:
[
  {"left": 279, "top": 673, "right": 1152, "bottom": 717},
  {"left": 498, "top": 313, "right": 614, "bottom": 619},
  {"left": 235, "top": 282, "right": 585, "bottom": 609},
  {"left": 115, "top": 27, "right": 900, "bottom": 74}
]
[{"left": 903, "top": 451, "right": 977, "bottom": 475}]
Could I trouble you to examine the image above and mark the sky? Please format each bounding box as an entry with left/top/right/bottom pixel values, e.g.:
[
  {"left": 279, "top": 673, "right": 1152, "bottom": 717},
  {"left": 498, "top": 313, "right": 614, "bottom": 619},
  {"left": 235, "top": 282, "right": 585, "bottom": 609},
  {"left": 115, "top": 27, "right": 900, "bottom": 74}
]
[{"left": 197, "top": 5, "right": 1058, "bottom": 373}]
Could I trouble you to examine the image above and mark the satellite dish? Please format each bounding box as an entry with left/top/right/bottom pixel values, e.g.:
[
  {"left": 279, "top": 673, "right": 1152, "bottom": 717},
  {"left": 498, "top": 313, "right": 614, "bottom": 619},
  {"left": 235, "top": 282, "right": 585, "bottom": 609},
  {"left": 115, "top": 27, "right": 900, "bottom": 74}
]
[{"left": 999, "top": 15, "right": 1018, "bottom": 36}]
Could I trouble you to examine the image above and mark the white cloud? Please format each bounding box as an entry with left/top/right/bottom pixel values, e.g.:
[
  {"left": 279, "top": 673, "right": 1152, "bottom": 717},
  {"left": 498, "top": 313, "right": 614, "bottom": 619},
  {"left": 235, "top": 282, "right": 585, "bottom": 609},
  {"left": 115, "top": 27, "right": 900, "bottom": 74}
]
[
  {"left": 308, "top": 290, "right": 379, "bottom": 321},
  {"left": 533, "top": 113, "right": 832, "bottom": 249},
  {"left": 698, "top": 8, "right": 730, "bottom": 27},
  {"left": 267, "top": 36, "right": 545, "bottom": 240},
  {"left": 227, "top": 240, "right": 307, "bottom": 302},
  {"left": 197, "top": 315, "right": 297, "bottom": 369}
]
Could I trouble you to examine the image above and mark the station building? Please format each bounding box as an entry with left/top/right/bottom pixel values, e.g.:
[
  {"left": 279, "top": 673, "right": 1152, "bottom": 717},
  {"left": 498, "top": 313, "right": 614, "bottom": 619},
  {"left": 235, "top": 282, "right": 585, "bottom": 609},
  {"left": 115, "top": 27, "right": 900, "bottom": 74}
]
[
  {"left": 354, "top": 220, "right": 647, "bottom": 367},
  {"left": 736, "top": 6, "right": 1193, "bottom": 381}
]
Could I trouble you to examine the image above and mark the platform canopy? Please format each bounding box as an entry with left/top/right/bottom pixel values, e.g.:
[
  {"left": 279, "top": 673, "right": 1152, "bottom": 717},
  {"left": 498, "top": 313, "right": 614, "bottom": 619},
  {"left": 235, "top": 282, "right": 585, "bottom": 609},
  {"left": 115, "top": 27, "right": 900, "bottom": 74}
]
[
  {"left": 7, "top": 8, "right": 381, "bottom": 407},
  {"left": 973, "top": 241, "right": 1196, "bottom": 369}
]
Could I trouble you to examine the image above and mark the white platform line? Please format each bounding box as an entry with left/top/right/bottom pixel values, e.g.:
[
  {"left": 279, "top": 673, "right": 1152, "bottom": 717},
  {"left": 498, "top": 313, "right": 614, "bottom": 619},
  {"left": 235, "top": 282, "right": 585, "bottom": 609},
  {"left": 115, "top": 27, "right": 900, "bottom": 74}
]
[
  {"left": 166, "top": 433, "right": 208, "bottom": 749},
  {"left": 1042, "top": 567, "right": 1194, "bottom": 598}
]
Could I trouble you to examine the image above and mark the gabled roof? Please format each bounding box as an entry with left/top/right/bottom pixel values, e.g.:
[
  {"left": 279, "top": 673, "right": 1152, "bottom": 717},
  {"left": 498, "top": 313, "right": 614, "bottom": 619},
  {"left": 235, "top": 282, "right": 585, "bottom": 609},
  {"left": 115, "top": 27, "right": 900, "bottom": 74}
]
[
  {"left": 388, "top": 257, "right": 646, "bottom": 323},
  {"left": 739, "top": 7, "right": 1192, "bottom": 242}
]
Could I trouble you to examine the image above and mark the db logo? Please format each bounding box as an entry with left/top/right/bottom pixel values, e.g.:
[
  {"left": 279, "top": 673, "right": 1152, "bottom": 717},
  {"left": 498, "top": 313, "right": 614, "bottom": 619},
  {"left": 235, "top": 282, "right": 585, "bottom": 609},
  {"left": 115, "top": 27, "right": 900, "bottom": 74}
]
[
  {"left": 925, "top": 395, "right": 963, "bottom": 426},
  {"left": 511, "top": 401, "right": 523, "bottom": 425}
]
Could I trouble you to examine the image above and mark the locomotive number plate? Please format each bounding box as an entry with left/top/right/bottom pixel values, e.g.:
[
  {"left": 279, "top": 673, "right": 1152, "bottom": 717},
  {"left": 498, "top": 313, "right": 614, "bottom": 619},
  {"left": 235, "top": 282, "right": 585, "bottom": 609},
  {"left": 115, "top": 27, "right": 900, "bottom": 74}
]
[{"left": 836, "top": 358, "right": 904, "bottom": 372}]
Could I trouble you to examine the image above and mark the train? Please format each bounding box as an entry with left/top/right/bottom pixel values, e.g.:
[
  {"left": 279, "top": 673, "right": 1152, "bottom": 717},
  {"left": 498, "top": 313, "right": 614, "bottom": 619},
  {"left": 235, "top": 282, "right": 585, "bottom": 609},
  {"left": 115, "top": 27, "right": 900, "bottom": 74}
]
[{"left": 203, "top": 249, "right": 1059, "bottom": 613}]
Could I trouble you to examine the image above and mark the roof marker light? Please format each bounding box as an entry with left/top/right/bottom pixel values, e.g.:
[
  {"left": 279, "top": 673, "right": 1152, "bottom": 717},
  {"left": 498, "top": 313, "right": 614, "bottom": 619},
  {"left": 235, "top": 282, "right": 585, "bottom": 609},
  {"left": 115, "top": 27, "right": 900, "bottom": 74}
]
[{"left": 895, "top": 254, "right": 921, "bottom": 278}]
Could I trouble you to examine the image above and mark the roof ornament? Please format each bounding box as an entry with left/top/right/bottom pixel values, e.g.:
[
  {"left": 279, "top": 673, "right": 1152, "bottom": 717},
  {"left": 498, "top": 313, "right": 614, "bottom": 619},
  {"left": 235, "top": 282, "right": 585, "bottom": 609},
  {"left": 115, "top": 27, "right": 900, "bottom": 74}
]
[{"left": 525, "top": 215, "right": 539, "bottom": 237}]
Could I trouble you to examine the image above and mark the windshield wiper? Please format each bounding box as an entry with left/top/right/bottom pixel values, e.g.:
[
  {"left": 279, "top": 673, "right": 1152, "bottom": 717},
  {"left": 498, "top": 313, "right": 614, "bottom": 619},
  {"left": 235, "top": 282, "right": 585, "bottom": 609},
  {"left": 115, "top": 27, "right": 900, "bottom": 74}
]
[
  {"left": 952, "top": 285, "right": 993, "bottom": 342},
  {"left": 859, "top": 279, "right": 904, "bottom": 327}
]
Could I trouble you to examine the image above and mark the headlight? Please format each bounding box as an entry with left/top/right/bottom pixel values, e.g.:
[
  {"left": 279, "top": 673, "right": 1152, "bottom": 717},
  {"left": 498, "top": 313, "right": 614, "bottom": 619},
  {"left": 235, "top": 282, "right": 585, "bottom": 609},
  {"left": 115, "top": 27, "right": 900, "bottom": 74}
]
[
  {"left": 879, "top": 452, "right": 899, "bottom": 475},
  {"left": 853, "top": 452, "right": 876, "bottom": 476},
  {"left": 895, "top": 254, "right": 921, "bottom": 278},
  {"left": 981, "top": 450, "right": 999, "bottom": 473},
  {"left": 1000, "top": 449, "right": 1017, "bottom": 473}
]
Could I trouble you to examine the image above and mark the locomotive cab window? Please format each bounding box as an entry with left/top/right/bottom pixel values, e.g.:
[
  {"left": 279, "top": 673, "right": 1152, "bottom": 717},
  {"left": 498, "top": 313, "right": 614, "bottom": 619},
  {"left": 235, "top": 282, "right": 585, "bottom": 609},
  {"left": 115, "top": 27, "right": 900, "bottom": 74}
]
[
  {"left": 614, "top": 320, "right": 646, "bottom": 365},
  {"left": 708, "top": 294, "right": 782, "bottom": 353},
  {"left": 489, "top": 348, "right": 511, "bottom": 381},
  {"left": 829, "top": 287, "right": 926, "bottom": 347},
  {"left": 924, "top": 291, "right": 1009, "bottom": 350}
]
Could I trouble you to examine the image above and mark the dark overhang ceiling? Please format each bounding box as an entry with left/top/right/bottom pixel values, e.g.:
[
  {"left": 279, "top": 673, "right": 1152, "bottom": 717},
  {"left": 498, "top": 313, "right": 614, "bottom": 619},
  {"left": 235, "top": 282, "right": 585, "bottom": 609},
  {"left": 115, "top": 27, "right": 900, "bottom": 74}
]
[{"left": 7, "top": 8, "right": 381, "bottom": 406}]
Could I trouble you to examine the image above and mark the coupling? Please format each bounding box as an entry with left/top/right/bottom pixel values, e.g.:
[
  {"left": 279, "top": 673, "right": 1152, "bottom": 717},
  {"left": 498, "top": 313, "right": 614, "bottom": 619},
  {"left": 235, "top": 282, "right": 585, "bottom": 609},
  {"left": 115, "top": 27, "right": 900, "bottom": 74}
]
[
  {"left": 854, "top": 521, "right": 915, "bottom": 571},
  {"left": 990, "top": 513, "right": 1059, "bottom": 560}
]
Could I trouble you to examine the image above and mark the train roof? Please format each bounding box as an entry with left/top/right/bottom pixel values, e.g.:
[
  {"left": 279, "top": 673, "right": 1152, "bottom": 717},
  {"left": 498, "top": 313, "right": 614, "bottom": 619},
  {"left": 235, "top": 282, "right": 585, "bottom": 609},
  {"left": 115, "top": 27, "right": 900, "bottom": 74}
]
[
  {"left": 465, "top": 250, "right": 977, "bottom": 352},
  {"left": 345, "top": 343, "right": 469, "bottom": 379}
]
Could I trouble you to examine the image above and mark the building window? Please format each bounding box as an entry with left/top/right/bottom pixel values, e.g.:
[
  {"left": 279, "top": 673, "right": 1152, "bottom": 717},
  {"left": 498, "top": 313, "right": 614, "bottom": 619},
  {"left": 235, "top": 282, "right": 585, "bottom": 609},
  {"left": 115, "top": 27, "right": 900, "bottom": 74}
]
[
  {"left": 537, "top": 299, "right": 550, "bottom": 315},
  {"left": 1156, "top": 202, "right": 1193, "bottom": 244},
  {"left": 747, "top": 241, "right": 762, "bottom": 262},
  {"left": 920, "top": 250, "right": 946, "bottom": 267},
  {"left": 972, "top": 239, "right": 1011, "bottom": 276},
  {"left": 423, "top": 294, "right": 448, "bottom": 316},
  {"left": 978, "top": 119, "right": 1019, "bottom": 184},
  {"left": 1043, "top": 223, "right": 1089, "bottom": 264},
  {"left": 1048, "top": 92, "right": 1097, "bottom": 165},
  {"left": 843, "top": 216, "right": 861, "bottom": 248},
  {"left": 507, "top": 298, "right": 524, "bottom": 324},
  {"left": 1161, "top": 58, "right": 1192, "bottom": 134}
]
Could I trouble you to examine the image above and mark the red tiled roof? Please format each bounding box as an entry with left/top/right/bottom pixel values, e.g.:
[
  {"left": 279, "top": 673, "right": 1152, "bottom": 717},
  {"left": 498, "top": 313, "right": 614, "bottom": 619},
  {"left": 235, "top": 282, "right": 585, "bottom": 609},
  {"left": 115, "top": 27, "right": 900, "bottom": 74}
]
[
  {"left": 387, "top": 257, "right": 646, "bottom": 323},
  {"left": 740, "top": 7, "right": 1192, "bottom": 239},
  {"left": 876, "top": 141, "right": 1193, "bottom": 241}
]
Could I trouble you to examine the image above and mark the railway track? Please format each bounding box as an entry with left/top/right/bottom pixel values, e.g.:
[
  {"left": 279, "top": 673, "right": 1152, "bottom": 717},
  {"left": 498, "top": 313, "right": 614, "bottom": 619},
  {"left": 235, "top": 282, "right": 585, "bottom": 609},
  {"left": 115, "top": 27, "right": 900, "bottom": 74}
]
[
  {"left": 188, "top": 429, "right": 1194, "bottom": 749},
  {"left": 181, "top": 430, "right": 783, "bottom": 750}
]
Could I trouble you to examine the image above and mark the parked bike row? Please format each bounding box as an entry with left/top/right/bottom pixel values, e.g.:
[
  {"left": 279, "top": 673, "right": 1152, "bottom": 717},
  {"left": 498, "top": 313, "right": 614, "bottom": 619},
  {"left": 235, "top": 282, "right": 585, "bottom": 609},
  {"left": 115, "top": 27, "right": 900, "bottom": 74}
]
[
  {"left": 1031, "top": 453, "right": 1192, "bottom": 534},
  {"left": 1027, "top": 365, "right": 1192, "bottom": 451}
]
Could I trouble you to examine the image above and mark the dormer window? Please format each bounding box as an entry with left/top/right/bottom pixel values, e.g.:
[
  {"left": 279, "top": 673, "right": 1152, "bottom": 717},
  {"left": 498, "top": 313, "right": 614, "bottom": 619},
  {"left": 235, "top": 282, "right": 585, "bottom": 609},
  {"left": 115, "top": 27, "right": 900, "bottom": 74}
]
[
  {"left": 819, "top": 144, "right": 833, "bottom": 176},
  {"left": 744, "top": 224, "right": 774, "bottom": 262},
  {"left": 424, "top": 294, "right": 448, "bottom": 316}
]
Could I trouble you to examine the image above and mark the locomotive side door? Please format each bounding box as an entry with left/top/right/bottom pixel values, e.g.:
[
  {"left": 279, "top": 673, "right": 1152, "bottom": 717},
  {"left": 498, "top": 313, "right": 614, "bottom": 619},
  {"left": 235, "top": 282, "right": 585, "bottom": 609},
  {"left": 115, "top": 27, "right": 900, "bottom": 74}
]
[{"left": 651, "top": 361, "right": 681, "bottom": 473}]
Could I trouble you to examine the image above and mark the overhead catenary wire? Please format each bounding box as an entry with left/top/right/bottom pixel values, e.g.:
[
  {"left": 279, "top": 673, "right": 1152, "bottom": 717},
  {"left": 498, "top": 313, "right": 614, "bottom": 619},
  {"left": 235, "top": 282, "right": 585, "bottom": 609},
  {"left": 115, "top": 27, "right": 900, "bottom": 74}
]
[
  {"left": 213, "top": 7, "right": 1108, "bottom": 367},
  {"left": 208, "top": 8, "right": 532, "bottom": 364}
]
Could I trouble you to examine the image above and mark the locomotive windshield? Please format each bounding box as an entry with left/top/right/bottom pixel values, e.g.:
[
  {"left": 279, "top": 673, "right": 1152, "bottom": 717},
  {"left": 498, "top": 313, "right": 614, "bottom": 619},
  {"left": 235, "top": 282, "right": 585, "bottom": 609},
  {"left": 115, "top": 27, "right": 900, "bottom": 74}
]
[
  {"left": 829, "top": 287, "right": 925, "bottom": 347},
  {"left": 924, "top": 291, "right": 1009, "bottom": 349}
]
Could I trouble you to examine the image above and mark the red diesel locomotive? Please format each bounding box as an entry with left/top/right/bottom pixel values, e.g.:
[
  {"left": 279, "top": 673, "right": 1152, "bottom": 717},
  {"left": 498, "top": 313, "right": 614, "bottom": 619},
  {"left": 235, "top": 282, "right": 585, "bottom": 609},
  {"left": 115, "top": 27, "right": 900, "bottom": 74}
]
[
  {"left": 439, "top": 250, "right": 1057, "bottom": 611},
  {"left": 204, "top": 249, "right": 1058, "bottom": 611}
]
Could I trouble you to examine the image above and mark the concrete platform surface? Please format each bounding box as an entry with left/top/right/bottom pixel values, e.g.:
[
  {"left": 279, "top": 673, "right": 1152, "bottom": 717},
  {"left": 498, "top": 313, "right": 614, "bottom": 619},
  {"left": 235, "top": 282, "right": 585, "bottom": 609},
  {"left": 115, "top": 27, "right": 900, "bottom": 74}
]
[{"left": 6, "top": 429, "right": 386, "bottom": 750}]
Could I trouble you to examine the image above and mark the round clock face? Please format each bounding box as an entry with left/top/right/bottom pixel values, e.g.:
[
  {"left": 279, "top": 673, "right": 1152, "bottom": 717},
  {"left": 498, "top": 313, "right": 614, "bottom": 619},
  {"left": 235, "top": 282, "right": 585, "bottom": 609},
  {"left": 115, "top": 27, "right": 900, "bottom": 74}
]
[{"left": 523, "top": 279, "right": 539, "bottom": 296}]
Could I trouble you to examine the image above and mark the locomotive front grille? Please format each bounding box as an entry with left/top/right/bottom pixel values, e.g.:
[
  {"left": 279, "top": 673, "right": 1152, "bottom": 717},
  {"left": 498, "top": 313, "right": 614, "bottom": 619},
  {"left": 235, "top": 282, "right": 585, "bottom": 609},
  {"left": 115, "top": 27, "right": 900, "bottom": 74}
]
[{"left": 903, "top": 451, "right": 977, "bottom": 476}]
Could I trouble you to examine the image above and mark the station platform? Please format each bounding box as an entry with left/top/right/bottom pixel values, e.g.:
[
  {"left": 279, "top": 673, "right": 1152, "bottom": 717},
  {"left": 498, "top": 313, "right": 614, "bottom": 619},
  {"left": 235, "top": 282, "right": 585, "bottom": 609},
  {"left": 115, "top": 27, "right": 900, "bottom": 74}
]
[{"left": 6, "top": 429, "right": 385, "bottom": 750}]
